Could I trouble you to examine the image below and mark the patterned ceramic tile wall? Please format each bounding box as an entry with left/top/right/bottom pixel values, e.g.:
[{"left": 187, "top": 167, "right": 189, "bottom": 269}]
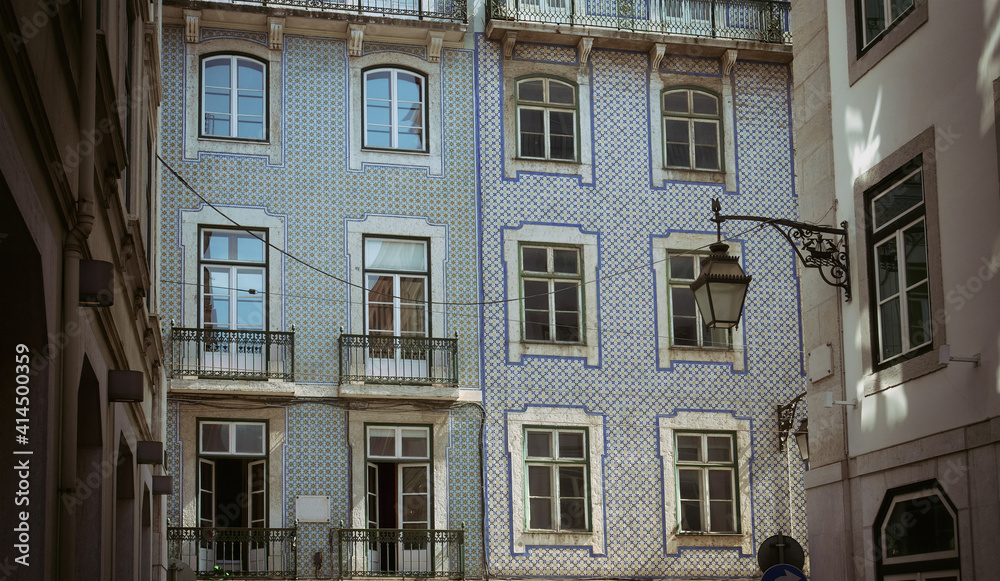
[
  {"left": 476, "top": 35, "right": 807, "bottom": 578},
  {"left": 160, "top": 22, "right": 484, "bottom": 574}
]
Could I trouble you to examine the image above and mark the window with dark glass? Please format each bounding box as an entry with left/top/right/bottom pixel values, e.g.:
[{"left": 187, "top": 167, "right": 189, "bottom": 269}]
[
  {"left": 202, "top": 55, "right": 266, "bottom": 140},
  {"left": 874, "top": 481, "right": 959, "bottom": 581},
  {"left": 675, "top": 432, "right": 737, "bottom": 533},
  {"left": 525, "top": 428, "right": 589, "bottom": 531},
  {"left": 859, "top": 0, "right": 915, "bottom": 48},
  {"left": 865, "top": 157, "right": 930, "bottom": 367},
  {"left": 200, "top": 228, "right": 266, "bottom": 332},
  {"left": 516, "top": 78, "right": 577, "bottom": 162},
  {"left": 668, "top": 253, "right": 731, "bottom": 349},
  {"left": 197, "top": 420, "right": 267, "bottom": 533},
  {"left": 520, "top": 245, "right": 582, "bottom": 343},
  {"left": 364, "top": 68, "right": 426, "bottom": 151},
  {"left": 365, "top": 425, "right": 431, "bottom": 538},
  {"left": 662, "top": 88, "right": 721, "bottom": 171}
]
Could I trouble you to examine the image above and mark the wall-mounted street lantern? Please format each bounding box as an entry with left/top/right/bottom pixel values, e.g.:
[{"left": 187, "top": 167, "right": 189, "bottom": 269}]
[
  {"left": 777, "top": 392, "right": 808, "bottom": 461},
  {"left": 694, "top": 198, "right": 851, "bottom": 330}
]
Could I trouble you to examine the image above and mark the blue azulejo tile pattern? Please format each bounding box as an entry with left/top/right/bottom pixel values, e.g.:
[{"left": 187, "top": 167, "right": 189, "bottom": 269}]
[
  {"left": 476, "top": 33, "right": 806, "bottom": 578},
  {"left": 160, "top": 21, "right": 483, "bottom": 576}
]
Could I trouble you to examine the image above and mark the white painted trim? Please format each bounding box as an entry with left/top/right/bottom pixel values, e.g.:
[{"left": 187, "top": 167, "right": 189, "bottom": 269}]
[
  {"left": 651, "top": 232, "right": 745, "bottom": 371},
  {"left": 657, "top": 411, "right": 752, "bottom": 554},
  {"left": 502, "top": 223, "right": 600, "bottom": 366},
  {"left": 348, "top": 52, "right": 444, "bottom": 176},
  {"left": 347, "top": 409, "right": 450, "bottom": 532},
  {"left": 506, "top": 406, "right": 606, "bottom": 555},
  {"left": 179, "top": 204, "right": 286, "bottom": 330}
]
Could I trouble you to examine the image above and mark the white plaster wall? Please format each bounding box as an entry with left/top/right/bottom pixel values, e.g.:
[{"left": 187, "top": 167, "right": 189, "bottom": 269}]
[{"left": 825, "top": 0, "right": 1000, "bottom": 455}]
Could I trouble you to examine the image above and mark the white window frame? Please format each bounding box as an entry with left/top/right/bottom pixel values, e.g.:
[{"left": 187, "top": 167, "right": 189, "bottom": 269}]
[
  {"left": 502, "top": 223, "right": 600, "bottom": 366},
  {"left": 652, "top": 233, "right": 745, "bottom": 371},
  {"left": 363, "top": 67, "right": 428, "bottom": 152},
  {"left": 658, "top": 411, "right": 751, "bottom": 554},
  {"left": 199, "top": 227, "right": 268, "bottom": 331},
  {"left": 363, "top": 237, "right": 431, "bottom": 338},
  {"left": 179, "top": 205, "right": 285, "bottom": 333},
  {"left": 182, "top": 37, "right": 283, "bottom": 164},
  {"left": 507, "top": 406, "right": 605, "bottom": 554},
  {"left": 879, "top": 489, "right": 958, "bottom": 567},
  {"left": 198, "top": 420, "right": 268, "bottom": 456},
  {"left": 665, "top": 252, "right": 731, "bottom": 349},
  {"left": 348, "top": 52, "right": 443, "bottom": 175},
  {"left": 867, "top": 161, "right": 930, "bottom": 366},
  {"left": 201, "top": 54, "right": 267, "bottom": 141}
]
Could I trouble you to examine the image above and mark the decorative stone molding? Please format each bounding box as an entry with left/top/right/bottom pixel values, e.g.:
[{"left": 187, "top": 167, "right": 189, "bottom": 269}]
[
  {"left": 184, "top": 10, "right": 200, "bottom": 43},
  {"left": 502, "top": 31, "right": 517, "bottom": 59},
  {"left": 348, "top": 24, "right": 365, "bottom": 57},
  {"left": 268, "top": 17, "right": 284, "bottom": 51},
  {"left": 577, "top": 37, "right": 593, "bottom": 67},
  {"left": 650, "top": 43, "right": 666, "bottom": 74},
  {"left": 427, "top": 31, "right": 445, "bottom": 63},
  {"left": 721, "top": 49, "right": 738, "bottom": 76}
]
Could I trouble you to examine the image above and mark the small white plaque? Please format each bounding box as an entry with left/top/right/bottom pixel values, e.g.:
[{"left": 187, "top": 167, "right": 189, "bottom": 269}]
[
  {"left": 807, "top": 343, "right": 833, "bottom": 382},
  {"left": 295, "top": 495, "right": 331, "bottom": 523}
]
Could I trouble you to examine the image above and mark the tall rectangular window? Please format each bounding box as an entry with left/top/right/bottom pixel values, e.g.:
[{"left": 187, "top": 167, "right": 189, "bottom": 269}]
[
  {"left": 524, "top": 428, "right": 589, "bottom": 532},
  {"left": 668, "top": 254, "right": 730, "bottom": 349},
  {"left": 202, "top": 55, "right": 266, "bottom": 140},
  {"left": 866, "top": 157, "right": 930, "bottom": 367},
  {"left": 520, "top": 245, "right": 582, "bottom": 344},
  {"left": 198, "top": 420, "right": 268, "bottom": 531},
  {"left": 675, "top": 432, "right": 737, "bottom": 533},
  {"left": 364, "top": 238, "right": 429, "bottom": 341},
  {"left": 516, "top": 78, "right": 577, "bottom": 162},
  {"left": 364, "top": 68, "right": 426, "bottom": 151},
  {"left": 200, "top": 228, "right": 267, "bottom": 331},
  {"left": 662, "top": 88, "right": 721, "bottom": 172}
]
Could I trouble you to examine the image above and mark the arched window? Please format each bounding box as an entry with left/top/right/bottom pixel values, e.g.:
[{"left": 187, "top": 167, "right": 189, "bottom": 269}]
[
  {"left": 661, "top": 88, "right": 721, "bottom": 171},
  {"left": 874, "top": 480, "right": 960, "bottom": 580},
  {"left": 201, "top": 55, "right": 266, "bottom": 140},
  {"left": 363, "top": 67, "right": 427, "bottom": 151},
  {"left": 516, "top": 77, "right": 577, "bottom": 161}
]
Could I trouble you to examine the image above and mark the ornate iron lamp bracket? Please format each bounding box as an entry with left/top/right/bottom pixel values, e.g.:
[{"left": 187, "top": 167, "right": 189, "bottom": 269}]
[
  {"left": 710, "top": 198, "right": 851, "bottom": 301},
  {"left": 777, "top": 392, "right": 806, "bottom": 452}
]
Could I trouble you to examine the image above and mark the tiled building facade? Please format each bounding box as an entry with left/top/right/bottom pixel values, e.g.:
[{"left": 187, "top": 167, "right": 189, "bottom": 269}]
[
  {"left": 159, "top": 0, "right": 806, "bottom": 579},
  {"left": 475, "top": 18, "right": 808, "bottom": 579}
]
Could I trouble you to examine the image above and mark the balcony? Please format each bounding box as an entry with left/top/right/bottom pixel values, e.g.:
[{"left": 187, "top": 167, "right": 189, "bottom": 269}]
[
  {"left": 331, "top": 528, "right": 465, "bottom": 578},
  {"left": 167, "top": 527, "right": 296, "bottom": 579},
  {"left": 338, "top": 334, "right": 459, "bottom": 400},
  {"left": 170, "top": 0, "right": 468, "bottom": 25},
  {"left": 486, "top": 0, "right": 791, "bottom": 61},
  {"left": 170, "top": 327, "right": 294, "bottom": 382}
]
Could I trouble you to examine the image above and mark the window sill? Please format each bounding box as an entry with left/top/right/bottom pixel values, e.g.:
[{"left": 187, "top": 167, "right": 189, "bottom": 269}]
[
  {"left": 362, "top": 147, "right": 430, "bottom": 155},
  {"left": 660, "top": 167, "right": 725, "bottom": 184},
  {"left": 199, "top": 135, "right": 269, "bottom": 144},
  {"left": 863, "top": 345, "right": 946, "bottom": 395},
  {"left": 511, "top": 341, "right": 598, "bottom": 366},
  {"left": 515, "top": 157, "right": 580, "bottom": 165},
  {"left": 675, "top": 531, "right": 741, "bottom": 536},
  {"left": 664, "top": 346, "right": 744, "bottom": 372}
]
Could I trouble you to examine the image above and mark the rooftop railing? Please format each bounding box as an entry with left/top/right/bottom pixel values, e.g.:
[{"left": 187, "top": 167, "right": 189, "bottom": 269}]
[
  {"left": 170, "top": 327, "right": 295, "bottom": 381},
  {"left": 174, "top": 0, "right": 468, "bottom": 24},
  {"left": 487, "top": 0, "right": 791, "bottom": 43}
]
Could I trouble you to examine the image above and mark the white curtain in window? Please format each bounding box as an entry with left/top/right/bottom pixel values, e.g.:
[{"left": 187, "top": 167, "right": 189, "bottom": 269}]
[{"left": 365, "top": 239, "right": 426, "bottom": 272}]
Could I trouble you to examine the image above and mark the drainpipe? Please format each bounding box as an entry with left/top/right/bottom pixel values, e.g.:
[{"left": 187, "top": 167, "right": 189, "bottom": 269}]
[{"left": 58, "top": 1, "right": 97, "bottom": 578}]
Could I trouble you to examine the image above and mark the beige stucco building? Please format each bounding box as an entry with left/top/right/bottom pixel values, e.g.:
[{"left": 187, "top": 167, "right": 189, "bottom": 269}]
[
  {"left": 0, "top": 1, "right": 168, "bottom": 579},
  {"left": 792, "top": 0, "right": 1000, "bottom": 579}
]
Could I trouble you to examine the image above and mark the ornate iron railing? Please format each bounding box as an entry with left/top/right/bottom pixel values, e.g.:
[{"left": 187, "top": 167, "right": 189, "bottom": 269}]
[
  {"left": 487, "top": 0, "right": 790, "bottom": 43},
  {"left": 170, "top": 327, "right": 295, "bottom": 381},
  {"left": 167, "top": 527, "right": 297, "bottom": 579},
  {"left": 331, "top": 528, "right": 465, "bottom": 578},
  {"left": 174, "top": 0, "right": 468, "bottom": 24},
  {"left": 338, "top": 334, "right": 458, "bottom": 386}
]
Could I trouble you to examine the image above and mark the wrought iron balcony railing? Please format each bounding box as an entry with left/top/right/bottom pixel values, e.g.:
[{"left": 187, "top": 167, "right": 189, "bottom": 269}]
[
  {"left": 338, "top": 334, "right": 458, "bottom": 386},
  {"left": 176, "top": 0, "right": 468, "bottom": 24},
  {"left": 170, "top": 327, "right": 295, "bottom": 381},
  {"left": 488, "top": 0, "right": 791, "bottom": 44},
  {"left": 331, "top": 528, "right": 465, "bottom": 578},
  {"left": 167, "top": 527, "right": 297, "bottom": 579}
]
